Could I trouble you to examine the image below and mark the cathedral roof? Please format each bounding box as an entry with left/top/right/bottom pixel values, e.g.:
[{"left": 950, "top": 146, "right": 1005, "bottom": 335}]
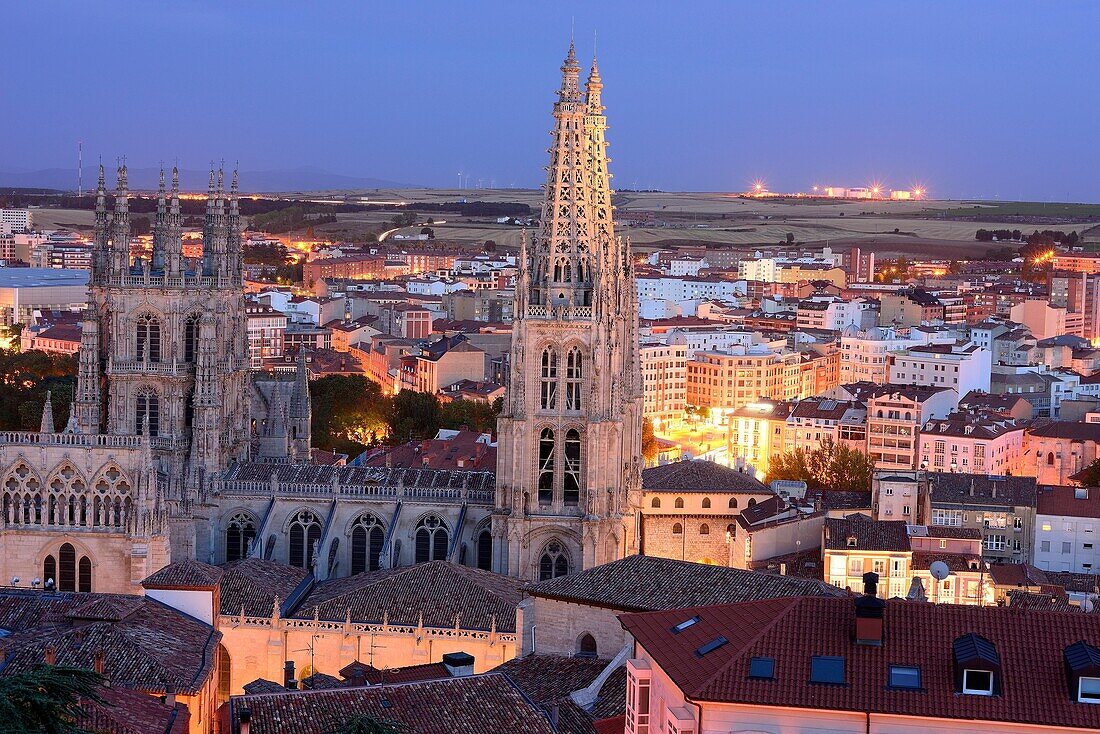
[
  {"left": 221, "top": 462, "right": 496, "bottom": 499},
  {"left": 291, "top": 561, "right": 526, "bottom": 633},
  {"left": 218, "top": 557, "right": 310, "bottom": 617},
  {"left": 641, "top": 459, "right": 769, "bottom": 494},
  {"left": 0, "top": 589, "right": 219, "bottom": 695},
  {"left": 528, "top": 554, "right": 843, "bottom": 613},
  {"left": 142, "top": 558, "right": 224, "bottom": 589}
]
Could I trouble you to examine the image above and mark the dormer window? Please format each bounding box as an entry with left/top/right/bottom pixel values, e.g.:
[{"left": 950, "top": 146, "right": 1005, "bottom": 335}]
[
  {"left": 847, "top": 536, "right": 858, "bottom": 547},
  {"left": 962, "top": 669, "right": 994, "bottom": 695},
  {"left": 1065, "top": 641, "right": 1100, "bottom": 703},
  {"left": 954, "top": 633, "right": 1001, "bottom": 696}
]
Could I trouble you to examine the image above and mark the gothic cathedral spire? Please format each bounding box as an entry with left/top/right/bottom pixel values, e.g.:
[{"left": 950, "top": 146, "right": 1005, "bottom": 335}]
[{"left": 493, "top": 44, "right": 643, "bottom": 582}]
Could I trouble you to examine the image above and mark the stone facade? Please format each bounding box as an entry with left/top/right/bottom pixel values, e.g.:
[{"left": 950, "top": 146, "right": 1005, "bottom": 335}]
[{"left": 494, "top": 45, "right": 644, "bottom": 581}]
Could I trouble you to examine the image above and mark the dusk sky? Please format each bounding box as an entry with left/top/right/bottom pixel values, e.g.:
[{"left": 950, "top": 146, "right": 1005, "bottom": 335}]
[{"left": 4, "top": 2, "right": 1099, "bottom": 200}]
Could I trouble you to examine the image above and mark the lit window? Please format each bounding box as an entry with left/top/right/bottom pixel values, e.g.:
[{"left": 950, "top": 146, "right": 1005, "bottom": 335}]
[
  {"left": 889, "top": 665, "right": 921, "bottom": 689},
  {"left": 962, "top": 669, "right": 994, "bottom": 696}
]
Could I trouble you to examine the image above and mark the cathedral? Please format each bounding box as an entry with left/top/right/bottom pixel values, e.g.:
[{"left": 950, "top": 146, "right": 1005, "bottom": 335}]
[{"left": 0, "top": 44, "right": 641, "bottom": 592}]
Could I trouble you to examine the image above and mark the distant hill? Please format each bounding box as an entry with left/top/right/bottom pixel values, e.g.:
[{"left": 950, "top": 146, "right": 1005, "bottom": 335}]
[{"left": 0, "top": 166, "right": 416, "bottom": 193}]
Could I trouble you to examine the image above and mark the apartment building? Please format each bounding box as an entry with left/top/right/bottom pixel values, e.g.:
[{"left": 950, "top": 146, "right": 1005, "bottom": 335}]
[
  {"left": 866, "top": 385, "right": 958, "bottom": 470},
  {"left": 1034, "top": 485, "right": 1100, "bottom": 573},
  {"left": 927, "top": 472, "right": 1037, "bottom": 563},
  {"left": 917, "top": 412, "right": 1026, "bottom": 476},
  {"left": 888, "top": 341, "right": 992, "bottom": 395},
  {"left": 245, "top": 304, "right": 287, "bottom": 368},
  {"left": 640, "top": 342, "right": 687, "bottom": 431}
]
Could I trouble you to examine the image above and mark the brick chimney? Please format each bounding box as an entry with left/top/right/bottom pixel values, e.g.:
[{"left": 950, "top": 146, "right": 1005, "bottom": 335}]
[
  {"left": 44, "top": 646, "right": 56, "bottom": 665},
  {"left": 239, "top": 707, "right": 251, "bottom": 734},
  {"left": 283, "top": 660, "right": 296, "bottom": 690},
  {"left": 93, "top": 649, "right": 105, "bottom": 674},
  {"left": 854, "top": 572, "right": 886, "bottom": 646},
  {"left": 442, "top": 651, "right": 475, "bottom": 677}
]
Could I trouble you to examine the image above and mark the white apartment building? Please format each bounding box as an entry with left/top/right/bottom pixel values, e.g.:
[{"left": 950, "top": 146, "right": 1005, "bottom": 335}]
[
  {"left": 840, "top": 326, "right": 919, "bottom": 384},
  {"left": 640, "top": 342, "right": 687, "bottom": 431},
  {"left": 0, "top": 209, "right": 32, "bottom": 234},
  {"left": 667, "top": 328, "right": 783, "bottom": 360},
  {"left": 667, "top": 255, "right": 709, "bottom": 277},
  {"left": 796, "top": 296, "right": 876, "bottom": 331},
  {"left": 245, "top": 304, "right": 288, "bottom": 368},
  {"left": 888, "top": 342, "right": 992, "bottom": 395},
  {"left": 1034, "top": 485, "right": 1100, "bottom": 573},
  {"left": 635, "top": 275, "right": 743, "bottom": 303}
]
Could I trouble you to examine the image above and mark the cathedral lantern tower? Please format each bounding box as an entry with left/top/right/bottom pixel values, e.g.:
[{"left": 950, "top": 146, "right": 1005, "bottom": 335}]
[{"left": 493, "top": 44, "right": 643, "bottom": 581}]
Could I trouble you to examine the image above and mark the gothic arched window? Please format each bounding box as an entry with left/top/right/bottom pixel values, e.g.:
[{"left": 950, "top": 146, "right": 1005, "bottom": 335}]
[
  {"left": 58, "top": 542, "right": 76, "bottom": 592},
  {"left": 78, "top": 556, "right": 91, "bottom": 593},
  {"left": 477, "top": 529, "right": 493, "bottom": 571},
  {"left": 700, "top": 523, "right": 710, "bottom": 535},
  {"left": 563, "top": 429, "right": 582, "bottom": 506},
  {"left": 672, "top": 523, "right": 683, "bottom": 535},
  {"left": 136, "top": 389, "right": 159, "bottom": 436},
  {"left": 729, "top": 497, "right": 738, "bottom": 509},
  {"left": 538, "top": 428, "right": 555, "bottom": 505},
  {"left": 415, "top": 515, "right": 449, "bottom": 563},
  {"left": 566, "top": 348, "right": 583, "bottom": 411},
  {"left": 1047, "top": 452, "right": 1055, "bottom": 466},
  {"left": 702, "top": 497, "right": 711, "bottom": 509},
  {"left": 135, "top": 313, "right": 161, "bottom": 363},
  {"left": 288, "top": 510, "right": 321, "bottom": 569},
  {"left": 43, "top": 555, "right": 56, "bottom": 589},
  {"left": 184, "top": 314, "right": 200, "bottom": 363},
  {"left": 540, "top": 348, "right": 558, "bottom": 410},
  {"left": 350, "top": 514, "right": 385, "bottom": 574},
  {"left": 225, "top": 512, "right": 257, "bottom": 563},
  {"left": 674, "top": 497, "right": 685, "bottom": 509},
  {"left": 577, "top": 633, "right": 598, "bottom": 658},
  {"left": 651, "top": 497, "right": 661, "bottom": 508},
  {"left": 539, "top": 540, "right": 569, "bottom": 581}
]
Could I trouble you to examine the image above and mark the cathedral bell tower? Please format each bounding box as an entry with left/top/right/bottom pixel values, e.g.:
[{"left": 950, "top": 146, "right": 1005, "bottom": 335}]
[{"left": 493, "top": 44, "right": 643, "bottom": 581}]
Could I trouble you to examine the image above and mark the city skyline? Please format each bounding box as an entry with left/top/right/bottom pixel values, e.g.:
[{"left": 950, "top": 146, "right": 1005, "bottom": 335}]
[{"left": 4, "top": 1, "right": 1100, "bottom": 201}]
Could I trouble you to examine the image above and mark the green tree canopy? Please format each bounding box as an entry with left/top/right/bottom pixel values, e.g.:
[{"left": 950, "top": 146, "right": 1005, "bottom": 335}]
[
  {"left": 0, "top": 664, "right": 106, "bottom": 734},
  {"left": 309, "top": 374, "right": 392, "bottom": 456},
  {"left": 767, "top": 437, "right": 874, "bottom": 492},
  {"left": 642, "top": 418, "right": 658, "bottom": 464},
  {"left": 0, "top": 350, "right": 78, "bottom": 431},
  {"left": 325, "top": 714, "right": 404, "bottom": 734}
]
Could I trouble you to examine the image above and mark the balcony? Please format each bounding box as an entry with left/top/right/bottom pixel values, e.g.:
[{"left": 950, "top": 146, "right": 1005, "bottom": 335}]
[{"left": 108, "top": 360, "right": 194, "bottom": 377}]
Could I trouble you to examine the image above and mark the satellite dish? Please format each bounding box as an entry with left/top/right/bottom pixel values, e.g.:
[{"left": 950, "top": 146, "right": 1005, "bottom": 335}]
[
  {"left": 1083, "top": 598, "right": 1095, "bottom": 614},
  {"left": 929, "top": 561, "right": 950, "bottom": 581}
]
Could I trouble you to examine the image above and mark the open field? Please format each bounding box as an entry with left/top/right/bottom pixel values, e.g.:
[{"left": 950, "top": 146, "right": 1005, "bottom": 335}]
[{"left": 24, "top": 188, "right": 1100, "bottom": 259}]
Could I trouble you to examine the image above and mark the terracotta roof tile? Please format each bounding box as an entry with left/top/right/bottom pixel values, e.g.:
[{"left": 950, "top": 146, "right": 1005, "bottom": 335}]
[
  {"left": 824, "top": 517, "right": 911, "bottom": 551},
  {"left": 218, "top": 558, "right": 310, "bottom": 617},
  {"left": 0, "top": 589, "right": 219, "bottom": 695},
  {"left": 642, "top": 460, "right": 769, "bottom": 494},
  {"left": 142, "top": 559, "right": 224, "bottom": 588},
  {"left": 621, "top": 596, "right": 1100, "bottom": 729},
  {"left": 529, "top": 554, "right": 842, "bottom": 612},
  {"left": 1037, "top": 485, "right": 1100, "bottom": 519},
  {"left": 227, "top": 673, "right": 558, "bottom": 734},
  {"left": 292, "top": 561, "right": 525, "bottom": 632}
]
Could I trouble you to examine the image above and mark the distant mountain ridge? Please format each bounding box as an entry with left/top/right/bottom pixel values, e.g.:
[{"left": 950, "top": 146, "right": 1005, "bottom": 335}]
[{"left": 0, "top": 165, "right": 416, "bottom": 193}]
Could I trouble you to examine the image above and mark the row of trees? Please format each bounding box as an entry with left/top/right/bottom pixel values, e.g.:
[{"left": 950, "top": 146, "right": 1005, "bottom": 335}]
[{"left": 309, "top": 375, "right": 502, "bottom": 456}]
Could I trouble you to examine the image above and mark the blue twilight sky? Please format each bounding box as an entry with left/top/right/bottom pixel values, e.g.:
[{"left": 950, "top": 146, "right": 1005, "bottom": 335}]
[{"left": 2, "top": 1, "right": 1099, "bottom": 200}]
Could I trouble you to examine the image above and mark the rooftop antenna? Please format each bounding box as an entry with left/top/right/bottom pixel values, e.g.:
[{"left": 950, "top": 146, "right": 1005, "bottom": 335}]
[{"left": 77, "top": 141, "right": 83, "bottom": 196}]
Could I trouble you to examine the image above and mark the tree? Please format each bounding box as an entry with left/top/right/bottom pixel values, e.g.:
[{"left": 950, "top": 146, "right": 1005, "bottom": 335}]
[
  {"left": 388, "top": 391, "right": 443, "bottom": 444},
  {"left": 309, "top": 375, "right": 392, "bottom": 456},
  {"left": 420, "top": 227, "right": 435, "bottom": 239},
  {"left": 641, "top": 418, "right": 659, "bottom": 464},
  {"left": 767, "top": 438, "right": 874, "bottom": 491},
  {"left": 1076, "top": 458, "right": 1100, "bottom": 487},
  {"left": 0, "top": 664, "right": 106, "bottom": 734},
  {"left": 440, "top": 398, "right": 497, "bottom": 434},
  {"left": 325, "top": 714, "right": 404, "bottom": 734}
]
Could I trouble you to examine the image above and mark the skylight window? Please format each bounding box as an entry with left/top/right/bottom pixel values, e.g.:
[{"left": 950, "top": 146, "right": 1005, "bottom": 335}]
[
  {"left": 695, "top": 636, "right": 729, "bottom": 657},
  {"left": 671, "top": 616, "right": 700, "bottom": 634},
  {"left": 748, "top": 656, "right": 774, "bottom": 680},
  {"left": 888, "top": 665, "right": 921, "bottom": 689},
  {"left": 810, "top": 656, "right": 845, "bottom": 685}
]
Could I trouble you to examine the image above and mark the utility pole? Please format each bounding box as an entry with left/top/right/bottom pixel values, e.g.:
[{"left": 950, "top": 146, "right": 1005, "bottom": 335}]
[{"left": 77, "top": 141, "right": 83, "bottom": 196}]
